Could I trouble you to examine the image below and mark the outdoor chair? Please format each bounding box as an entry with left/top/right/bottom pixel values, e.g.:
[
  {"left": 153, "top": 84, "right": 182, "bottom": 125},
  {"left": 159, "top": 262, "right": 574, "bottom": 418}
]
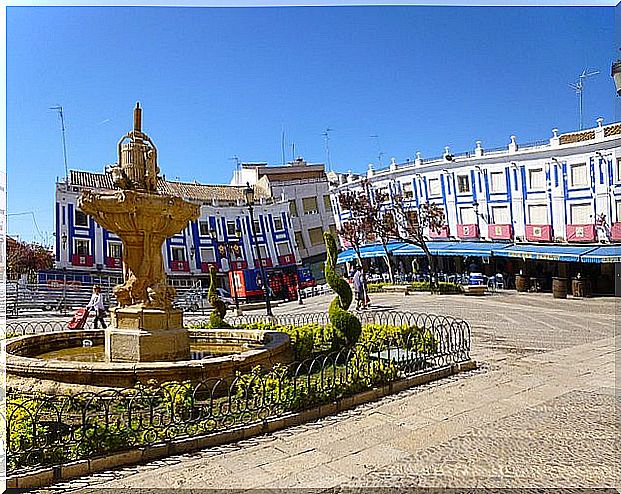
[{"left": 494, "top": 274, "right": 505, "bottom": 290}]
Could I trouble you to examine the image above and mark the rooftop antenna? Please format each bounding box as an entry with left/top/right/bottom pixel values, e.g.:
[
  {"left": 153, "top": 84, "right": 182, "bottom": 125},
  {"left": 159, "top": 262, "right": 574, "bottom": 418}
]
[
  {"left": 49, "top": 105, "right": 69, "bottom": 186},
  {"left": 569, "top": 68, "right": 600, "bottom": 130},
  {"left": 229, "top": 155, "right": 241, "bottom": 183},
  {"left": 229, "top": 155, "right": 241, "bottom": 170},
  {"left": 370, "top": 134, "right": 384, "bottom": 167},
  {"left": 322, "top": 128, "right": 334, "bottom": 171},
  {"left": 281, "top": 125, "right": 286, "bottom": 166}
]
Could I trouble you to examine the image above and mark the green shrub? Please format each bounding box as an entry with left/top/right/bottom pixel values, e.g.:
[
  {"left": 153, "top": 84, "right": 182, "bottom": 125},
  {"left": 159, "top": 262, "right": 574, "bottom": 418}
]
[
  {"left": 324, "top": 232, "right": 361, "bottom": 347},
  {"left": 366, "top": 283, "right": 386, "bottom": 293},
  {"left": 234, "top": 321, "right": 331, "bottom": 361},
  {"left": 360, "top": 323, "right": 436, "bottom": 351},
  {"left": 208, "top": 265, "right": 229, "bottom": 328},
  {"left": 366, "top": 282, "right": 463, "bottom": 294}
]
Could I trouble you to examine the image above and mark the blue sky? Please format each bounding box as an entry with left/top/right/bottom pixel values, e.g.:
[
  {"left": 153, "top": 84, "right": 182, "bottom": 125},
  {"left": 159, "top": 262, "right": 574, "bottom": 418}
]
[{"left": 7, "top": 5, "right": 618, "bottom": 243}]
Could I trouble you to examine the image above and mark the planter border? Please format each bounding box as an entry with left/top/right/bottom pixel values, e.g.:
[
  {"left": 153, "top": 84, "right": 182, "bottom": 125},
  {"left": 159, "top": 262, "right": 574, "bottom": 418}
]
[{"left": 8, "top": 359, "right": 476, "bottom": 490}]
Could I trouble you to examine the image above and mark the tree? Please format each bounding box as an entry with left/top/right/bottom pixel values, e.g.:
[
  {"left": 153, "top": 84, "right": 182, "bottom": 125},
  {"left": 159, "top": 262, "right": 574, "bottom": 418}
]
[
  {"left": 336, "top": 188, "right": 376, "bottom": 306},
  {"left": 337, "top": 189, "right": 374, "bottom": 269},
  {"left": 384, "top": 194, "right": 447, "bottom": 293},
  {"left": 6, "top": 237, "right": 54, "bottom": 279},
  {"left": 365, "top": 187, "right": 397, "bottom": 284}
]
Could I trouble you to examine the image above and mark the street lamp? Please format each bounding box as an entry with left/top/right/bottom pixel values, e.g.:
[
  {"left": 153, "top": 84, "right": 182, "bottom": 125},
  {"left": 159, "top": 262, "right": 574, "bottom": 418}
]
[
  {"left": 245, "top": 182, "right": 273, "bottom": 317},
  {"left": 229, "top": 226, "right": 242, "bottom": 314},
  {"left": 211, "top": 227, "right": 242, "bottom": 314},
  {"left": 612, "top": 59, "right": 621, "bottom": 96},
  {"left": 472, "top": 201, "right": 489, "bottom": 236},
  {"left": 472, "top": 201, "right": 481, "bottom": 234}
]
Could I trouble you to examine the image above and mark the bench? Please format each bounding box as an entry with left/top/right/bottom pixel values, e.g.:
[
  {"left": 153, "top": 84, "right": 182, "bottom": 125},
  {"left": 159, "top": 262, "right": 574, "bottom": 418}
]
[
  {"left": 381, "top": 285, "right": 411, "bottom": 295},
  {"left": 463, "top": 285, "right": 487, "bottom": 296}
]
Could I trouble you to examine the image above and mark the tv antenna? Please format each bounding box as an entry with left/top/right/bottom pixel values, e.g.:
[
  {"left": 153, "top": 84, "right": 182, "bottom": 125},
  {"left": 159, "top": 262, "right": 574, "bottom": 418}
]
[
  {"left": 229, "top": 155, "right": 241, "bottom": 170},
  {"left": 322, "top": 128, "right": 334, "bottom": 171},
  {"left": 370, "top": 134, "right": 384, "bottom": 167},
  {"left": 229, "top": 155, "right": 241, "bottom": 183},
  {"left": 49, "top": 105, "right": 69, "bottom": 184},
  {"left": 569, "top": 68, "right": 600, "bottom": 130}
]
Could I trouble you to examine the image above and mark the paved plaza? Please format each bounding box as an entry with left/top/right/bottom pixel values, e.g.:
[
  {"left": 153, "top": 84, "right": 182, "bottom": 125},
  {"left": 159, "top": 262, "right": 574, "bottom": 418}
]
[{"left": 29, "top": 291, "right": 619, "bottom": 491}]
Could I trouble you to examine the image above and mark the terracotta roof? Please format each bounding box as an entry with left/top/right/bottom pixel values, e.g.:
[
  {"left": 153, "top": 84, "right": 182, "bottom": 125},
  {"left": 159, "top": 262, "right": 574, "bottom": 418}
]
[{"left": 68, "top": 170, "right": 268, "bottom": 202}]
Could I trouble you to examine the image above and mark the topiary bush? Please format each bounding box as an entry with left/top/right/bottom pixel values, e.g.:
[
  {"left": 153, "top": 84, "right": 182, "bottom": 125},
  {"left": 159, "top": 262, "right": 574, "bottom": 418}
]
[
  {"left": 208, "top": 265, "right": 230, "bottom": 328},
  {"left": 323, "top": 232, "right": 361, "bottom": 348}
]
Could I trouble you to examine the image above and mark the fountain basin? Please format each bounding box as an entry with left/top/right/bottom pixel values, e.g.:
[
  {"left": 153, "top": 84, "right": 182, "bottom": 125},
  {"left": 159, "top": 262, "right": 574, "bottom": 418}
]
[{"left": 5, "top": 329, "right": 293, "bottom": 392}]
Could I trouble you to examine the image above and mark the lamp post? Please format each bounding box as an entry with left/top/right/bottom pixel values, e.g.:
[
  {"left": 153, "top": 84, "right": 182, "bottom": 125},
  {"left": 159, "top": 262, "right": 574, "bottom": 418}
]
[
  {"left": 245, "top": 182, "right": 273, "bottom": 317},
  {"left": 472, "top": 201, "right": 481, "bottom": 234},
  {"left": 61, "top": 232, "right": 67, "bottom": 264},
  {"left": 230, "top": 227, "right": 242, "bottom": 315},
  {"left": 211, "top": 227, "right": 242, "bottom": 315},
  {"left": 612, "top": 58, "right": 621, "bottom": 96},
  {"left": 297, "top": 268, "right": 304, "bottom": 305}
]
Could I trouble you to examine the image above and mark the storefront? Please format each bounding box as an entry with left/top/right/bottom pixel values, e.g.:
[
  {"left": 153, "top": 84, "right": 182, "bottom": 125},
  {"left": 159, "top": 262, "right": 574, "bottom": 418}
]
[{"left": 336, "top": 241, "right": 618, "bottom": 295}]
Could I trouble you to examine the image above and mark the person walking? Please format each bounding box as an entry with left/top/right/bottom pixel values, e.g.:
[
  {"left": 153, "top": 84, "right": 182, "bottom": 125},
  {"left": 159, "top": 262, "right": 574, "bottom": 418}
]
[
  {"left": 86, "top": 285, "right": 107, "bottom": 329},
  {"left": 352, "top": 266, "right": 367, "bottom": 310}
]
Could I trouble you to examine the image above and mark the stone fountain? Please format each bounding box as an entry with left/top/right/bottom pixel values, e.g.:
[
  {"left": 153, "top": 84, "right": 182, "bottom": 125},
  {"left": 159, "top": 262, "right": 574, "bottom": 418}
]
[
  {"left": 5, "top": 104, "right": 293, "bottom": 391},
  {"left": 78, "top": 103, "right": 200, "bottom": 362}
]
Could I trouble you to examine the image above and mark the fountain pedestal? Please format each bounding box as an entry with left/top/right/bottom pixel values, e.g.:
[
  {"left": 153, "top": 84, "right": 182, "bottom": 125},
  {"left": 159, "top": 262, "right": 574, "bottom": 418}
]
[
  {"left": 77, "top": 103, "right": 200, "bottom": 363},
  {"left": 106, "top": 308, "right": 190, "bottom": 362}
]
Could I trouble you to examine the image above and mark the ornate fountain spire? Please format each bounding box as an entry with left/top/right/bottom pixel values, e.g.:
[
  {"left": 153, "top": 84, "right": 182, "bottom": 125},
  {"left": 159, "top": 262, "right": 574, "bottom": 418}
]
[
  {"left": 110, "top": 102, "right": 160, "bottom": 191},
  {"left": 77, "top": 103, "right": 200, "bottom": 362},
  {"left": 134, "top": 101, "right": 142, "bottom": 132}
]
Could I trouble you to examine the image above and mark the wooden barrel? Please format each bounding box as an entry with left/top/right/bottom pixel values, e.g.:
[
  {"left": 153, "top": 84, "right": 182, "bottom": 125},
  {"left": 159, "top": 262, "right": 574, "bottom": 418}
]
[
  {"left": 552, "top": 277, "right": 567, "bottom": 299},
  {"left": 515, "top": 275, "right": 529, "bottom": 293}
]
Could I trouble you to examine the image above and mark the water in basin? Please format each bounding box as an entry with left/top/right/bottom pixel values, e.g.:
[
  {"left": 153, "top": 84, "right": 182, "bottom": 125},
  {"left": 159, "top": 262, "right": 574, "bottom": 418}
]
[{"left": 37, "top": 343, "right": 254, "bottom": 362}]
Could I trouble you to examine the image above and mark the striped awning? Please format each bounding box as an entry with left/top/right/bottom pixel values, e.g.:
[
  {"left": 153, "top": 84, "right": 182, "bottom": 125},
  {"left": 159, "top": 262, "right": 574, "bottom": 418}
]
[
  {"left": 336, "top": 242, "right": 406, "bottom": 264},
  {"left": 336, "top": 241, "right": 620, "bottom": 264},
  {"left": 579, "top": 246, "right": 621, "bottom": 263},
  {"left": 493, "top": 244, "right": 599, "bottom": 263}
]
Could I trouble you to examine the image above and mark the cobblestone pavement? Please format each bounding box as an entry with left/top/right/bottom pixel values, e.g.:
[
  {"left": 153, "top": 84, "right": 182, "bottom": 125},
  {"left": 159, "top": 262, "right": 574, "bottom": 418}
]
[{"left": 31, "top": 292, "right": 619, "bottom": 492}]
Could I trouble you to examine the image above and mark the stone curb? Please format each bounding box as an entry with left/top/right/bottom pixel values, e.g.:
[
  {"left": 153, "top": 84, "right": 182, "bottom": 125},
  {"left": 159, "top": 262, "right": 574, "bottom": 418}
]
[{"left": 8, "top": 359, "right": 476, "bottom": 490}]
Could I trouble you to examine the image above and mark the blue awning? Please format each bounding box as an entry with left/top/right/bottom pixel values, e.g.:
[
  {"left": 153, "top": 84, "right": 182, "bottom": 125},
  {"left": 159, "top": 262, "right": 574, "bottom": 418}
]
[
  {"left": 390, "top": 244, "right": 425, "bottom": 256},
  {"left": 392, "top": 241, "right": 461, "bottom": 256},
  {"left": 393, "top": 241, "right": 512, "bottom": 258},
  {"left": 579, "top": 246, "right": 621, "bottom": 263},
  {"left": 337, "top": 241, "right": 619, "bottom": 264},
  {"left": 493, "top": 244, "right": 598, "bottom": 262},
  {"left": 444, "top": 241, "right": 513, "bottom": 257},
  {"left": 337, "top": 242, "right": 406, "bottom": 264}
]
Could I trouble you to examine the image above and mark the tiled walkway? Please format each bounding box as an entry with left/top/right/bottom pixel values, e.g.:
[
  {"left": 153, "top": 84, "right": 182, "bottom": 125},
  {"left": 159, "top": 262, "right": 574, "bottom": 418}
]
[{"left": 35, "top": 292, "right": 619, "bottom": 491}]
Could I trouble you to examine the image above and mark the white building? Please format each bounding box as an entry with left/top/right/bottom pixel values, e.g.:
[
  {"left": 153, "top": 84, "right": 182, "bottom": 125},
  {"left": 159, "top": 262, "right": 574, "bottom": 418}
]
[
  {"left": 231, "top": 158, "right": 337, "bottom": 281},
  {"left": 332, "top": 119, "right": 621, "bottom": 244},
  {"left": 54, "top": 170, "right": 299, "bottom": 290},
  {"left": 330, "top": 119, "right": 621, "bottom": 294}
]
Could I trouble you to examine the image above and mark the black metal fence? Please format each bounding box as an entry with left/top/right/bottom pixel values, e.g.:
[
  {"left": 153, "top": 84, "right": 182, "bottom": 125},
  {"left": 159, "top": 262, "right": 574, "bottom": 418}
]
[{"left": 5, "top": 311, "right": 471, "bottom": 476}]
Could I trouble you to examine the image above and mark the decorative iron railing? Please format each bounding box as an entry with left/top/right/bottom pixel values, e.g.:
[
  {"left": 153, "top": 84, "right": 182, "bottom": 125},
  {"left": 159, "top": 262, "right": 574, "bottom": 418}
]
[{"left": 5, "top": 311, "right": 471, "bottom": 476}]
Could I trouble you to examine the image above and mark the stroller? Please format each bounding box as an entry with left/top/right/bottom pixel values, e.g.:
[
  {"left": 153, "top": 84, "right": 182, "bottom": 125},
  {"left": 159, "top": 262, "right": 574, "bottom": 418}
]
[{"left": 67, "top": 307, "right": 90, "bottom": 329}]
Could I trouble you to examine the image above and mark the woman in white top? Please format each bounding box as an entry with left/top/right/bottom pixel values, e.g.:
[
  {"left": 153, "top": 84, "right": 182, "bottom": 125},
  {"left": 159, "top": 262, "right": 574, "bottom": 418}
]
[{"left": 86, "top": 285, "right": 107, "bottom": 329}]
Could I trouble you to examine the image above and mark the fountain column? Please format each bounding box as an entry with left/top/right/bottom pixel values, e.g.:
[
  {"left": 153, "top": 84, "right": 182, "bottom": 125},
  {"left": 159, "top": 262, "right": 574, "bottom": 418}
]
[{"left": 78, "top": 103, "right": 200, "bottom": 362}]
